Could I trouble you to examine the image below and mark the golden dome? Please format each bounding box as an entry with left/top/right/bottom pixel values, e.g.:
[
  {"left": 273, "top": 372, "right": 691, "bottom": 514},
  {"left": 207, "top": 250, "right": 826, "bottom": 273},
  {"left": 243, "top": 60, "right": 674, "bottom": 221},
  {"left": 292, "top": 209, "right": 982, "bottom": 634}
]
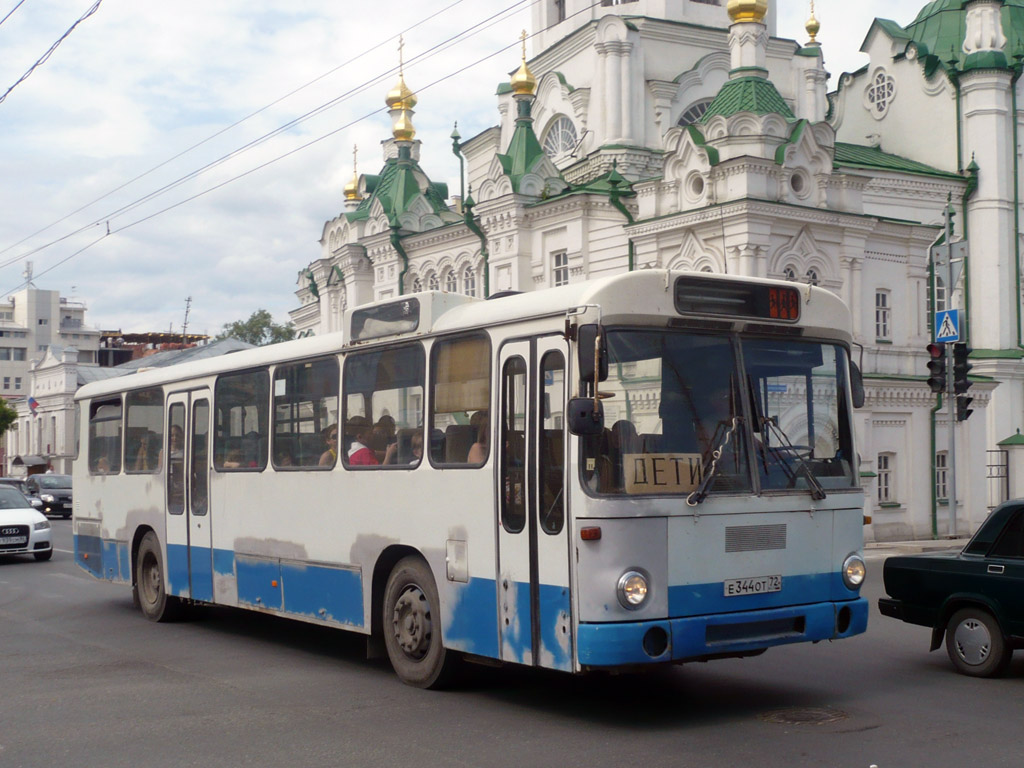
[
  {"left": 344, "top": 172, "right": 360, "bottom": 201},
  {"left": 727, "top": 0, "right": 768, "bottom": 24},
  {"left": 510, "top": 29, "right": 536, "bottom": 96},
  {"left": 510, "top": 60, "right": 537, "bottom": 96},
  {"left": 805, "top": 2, "right": 820, "bottom": 43},
  {"left": 385, "top": 75, "right": 417, "bottom": 111},
  {"left": 393, "top": 108, "right": 416, "bottom": 142}
]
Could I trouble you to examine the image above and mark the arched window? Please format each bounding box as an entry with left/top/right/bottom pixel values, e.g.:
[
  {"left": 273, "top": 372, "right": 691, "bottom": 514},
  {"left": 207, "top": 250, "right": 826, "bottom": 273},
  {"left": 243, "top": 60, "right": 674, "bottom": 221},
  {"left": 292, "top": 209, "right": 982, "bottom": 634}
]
[
  {"left": 428, "top": 274, "right": 439, "bottom": 291},
  {"left": 463, "top": 268, "right": 477, "bottom": 297},
  {"left": 411, "top": 277, "right": 422, "bottom": 293},
  {"left": 677, "top": 99, "right": 713, "bottom": 127},
  {"left": 542, "top": 116, "right": 578, "bottom": 162},
  {"left": 445, "top": 271, "right": 458, "bottom": 294},
  {"left": 805, "top": 268, "right": 819, "bottom": 286},
  {"left": 783, "top": 266, "right": 797, "bottom": 282},
  {"left": 934, "top": 275, "right": 947, "bottom": 312}
]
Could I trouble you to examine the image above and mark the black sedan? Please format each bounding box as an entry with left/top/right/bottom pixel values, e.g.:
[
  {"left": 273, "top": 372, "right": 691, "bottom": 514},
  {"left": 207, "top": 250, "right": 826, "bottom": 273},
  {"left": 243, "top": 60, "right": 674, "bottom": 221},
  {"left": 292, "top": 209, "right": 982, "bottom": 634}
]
[
  {"left": 25, "top": 474, "right": 72, "bottom": 519},
  {"left": 879, "top": 499, "right": 1024, "bottom": 677}
]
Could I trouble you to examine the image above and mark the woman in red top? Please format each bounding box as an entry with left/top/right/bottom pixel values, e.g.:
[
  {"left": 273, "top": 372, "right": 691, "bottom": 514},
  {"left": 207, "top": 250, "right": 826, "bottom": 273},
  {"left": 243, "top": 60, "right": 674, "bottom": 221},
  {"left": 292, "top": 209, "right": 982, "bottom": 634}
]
[{"left": 345, "top": 416, "right": 379, "bottom": 466}]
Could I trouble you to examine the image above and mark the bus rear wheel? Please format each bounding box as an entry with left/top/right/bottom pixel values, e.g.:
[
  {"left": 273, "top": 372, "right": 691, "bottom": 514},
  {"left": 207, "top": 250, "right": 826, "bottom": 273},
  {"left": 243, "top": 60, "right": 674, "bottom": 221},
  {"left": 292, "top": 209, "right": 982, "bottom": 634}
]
[
  {"left": 134, "top": 532, "right": 183, "bottom": 622},
  {"left": 382, "top": 556, "right": 456, "bottom": 688}
]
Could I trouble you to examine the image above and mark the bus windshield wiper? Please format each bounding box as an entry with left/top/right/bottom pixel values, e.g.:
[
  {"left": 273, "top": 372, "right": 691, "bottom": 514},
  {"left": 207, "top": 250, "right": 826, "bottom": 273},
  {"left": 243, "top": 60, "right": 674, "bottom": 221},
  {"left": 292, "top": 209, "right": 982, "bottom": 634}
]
[
  {"left": 761, "top": 418, "right": 827, "bottom": 500},
  {"left": 687, "top": 417, "right": 739, "bottom": 507}
]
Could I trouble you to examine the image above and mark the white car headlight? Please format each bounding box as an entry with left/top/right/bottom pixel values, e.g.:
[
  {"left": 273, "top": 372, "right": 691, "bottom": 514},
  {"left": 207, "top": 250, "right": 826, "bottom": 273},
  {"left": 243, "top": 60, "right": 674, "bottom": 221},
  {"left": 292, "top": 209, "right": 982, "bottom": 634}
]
[
  {"left": 617, "top": 570, "right": 650, "bottom": 609},
  {"left": 842, "top": 554, "right": 866, "bottom": 589},
  {"left": 34, "top": 520, "right": 50, "bottom": 531},
  {"left": 41, "top": 494, "right": 55, "bottom": 503}
]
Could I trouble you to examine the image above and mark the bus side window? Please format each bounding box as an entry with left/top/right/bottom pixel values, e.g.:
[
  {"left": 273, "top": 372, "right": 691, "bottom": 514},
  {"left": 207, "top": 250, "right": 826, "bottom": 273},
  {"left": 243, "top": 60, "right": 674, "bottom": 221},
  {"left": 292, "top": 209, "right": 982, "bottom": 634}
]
[
  {"left": 88, "top": 398, "right": 122, "bottom": 475},
  {"left": 125, "top": 387, "right": 164, "bottom": 473},
  {"left": 430, "top": 335, "right": 490, "bottom": 467},
  {"left": 214, "top": 369, "right": 269, "bottom": 472},
  {"left": 272, "top": 357, "right": 339, "bottom": 469},
  {"left": 540, "top": 350, "right": 565, "bottom": 534},
  {"left": 342, "top": 344, "right": 425, "bottom": 469}
]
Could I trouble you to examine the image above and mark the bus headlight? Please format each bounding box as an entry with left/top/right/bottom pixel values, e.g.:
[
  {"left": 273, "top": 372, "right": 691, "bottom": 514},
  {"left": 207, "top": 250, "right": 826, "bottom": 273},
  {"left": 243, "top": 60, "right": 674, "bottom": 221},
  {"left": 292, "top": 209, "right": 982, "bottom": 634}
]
[
  {"left": 842, "top": 554, "right": 866, "bottom": 590},
  {"left": 617, "top": 570, "right": 649, "bottom": 609}
]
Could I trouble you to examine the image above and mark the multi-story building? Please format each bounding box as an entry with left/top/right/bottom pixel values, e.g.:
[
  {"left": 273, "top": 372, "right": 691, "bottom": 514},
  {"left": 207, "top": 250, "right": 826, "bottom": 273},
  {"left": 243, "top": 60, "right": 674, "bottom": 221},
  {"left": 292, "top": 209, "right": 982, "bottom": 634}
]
[
  {"left": 0, "top": 284, "right": 101, "bottom": 400},
  {"left": 289, "top": 0, "right": 1024, "bottom": 541}
]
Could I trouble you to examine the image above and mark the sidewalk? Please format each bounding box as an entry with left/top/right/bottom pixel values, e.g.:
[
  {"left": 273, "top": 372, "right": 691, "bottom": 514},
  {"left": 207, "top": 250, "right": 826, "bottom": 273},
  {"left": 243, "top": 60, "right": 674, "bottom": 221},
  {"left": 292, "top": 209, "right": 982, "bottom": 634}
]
[{"left": 864, "top": 537, "right": 969, "bottom": 560}]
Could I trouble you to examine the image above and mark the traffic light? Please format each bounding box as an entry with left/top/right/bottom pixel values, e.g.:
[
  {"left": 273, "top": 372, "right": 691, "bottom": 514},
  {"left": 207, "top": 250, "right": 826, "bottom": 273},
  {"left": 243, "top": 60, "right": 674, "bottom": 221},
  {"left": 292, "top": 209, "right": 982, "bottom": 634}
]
[
  {"left": 926, "top": 342, "right": 947, "bottom": 394},
  {"left": 956, "top": 394, "right": 974, "bottom": 422},
  {"left": 953, "top": 342, "right": 973, "bottom": 394}
]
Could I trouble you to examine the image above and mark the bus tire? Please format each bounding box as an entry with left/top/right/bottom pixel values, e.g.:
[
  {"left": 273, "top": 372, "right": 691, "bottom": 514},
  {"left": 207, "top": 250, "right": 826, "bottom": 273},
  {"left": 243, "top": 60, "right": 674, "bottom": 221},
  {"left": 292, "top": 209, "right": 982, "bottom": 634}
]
[
  {"left": 134, "top": 532, "right": 183, "bottom": 622},
  {"left": 382, "top": 556, "right": 456, "bottom": 689}
]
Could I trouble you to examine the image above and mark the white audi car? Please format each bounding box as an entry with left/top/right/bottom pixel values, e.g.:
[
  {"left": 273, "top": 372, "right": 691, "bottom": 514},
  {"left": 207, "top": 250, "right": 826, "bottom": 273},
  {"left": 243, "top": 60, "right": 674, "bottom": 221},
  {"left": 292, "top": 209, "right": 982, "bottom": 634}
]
[{"left": 0, "top": 486, "right": 52, "bottom": 561}]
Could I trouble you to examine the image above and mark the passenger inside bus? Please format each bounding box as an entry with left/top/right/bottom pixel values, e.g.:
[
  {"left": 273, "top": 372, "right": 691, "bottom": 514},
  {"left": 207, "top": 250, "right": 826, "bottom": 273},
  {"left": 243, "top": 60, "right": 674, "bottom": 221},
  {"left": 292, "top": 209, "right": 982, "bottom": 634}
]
[
  {"left": 383, "top": 430, "right": 423, "bottom": 465},
  {"left": 318, "top": 424, "right": 339, "bottom": 466},
  {"left": 467, "top": 410, "right": 488, "bottom": 464},
  {"left": 345, "top": 416, "right": 379, "bottom": 466}
]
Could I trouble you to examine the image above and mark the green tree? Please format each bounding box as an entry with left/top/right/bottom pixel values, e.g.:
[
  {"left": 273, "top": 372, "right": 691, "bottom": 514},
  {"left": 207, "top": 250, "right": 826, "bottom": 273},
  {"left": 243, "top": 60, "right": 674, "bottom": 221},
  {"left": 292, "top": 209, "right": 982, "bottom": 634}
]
[
  {"left": 216, "top": 309, "right": 295, "bottom": 346},
  {"left": 0, "top": 397, "right": 16, "bottom": 439}
]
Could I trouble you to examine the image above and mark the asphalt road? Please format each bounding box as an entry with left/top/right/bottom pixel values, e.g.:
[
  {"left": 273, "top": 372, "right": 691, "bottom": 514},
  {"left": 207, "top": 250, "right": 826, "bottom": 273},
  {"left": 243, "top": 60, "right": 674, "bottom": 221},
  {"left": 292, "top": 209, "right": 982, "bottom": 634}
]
[{"left": 2, "top": 521, "right": 1021, "bottom": 768}]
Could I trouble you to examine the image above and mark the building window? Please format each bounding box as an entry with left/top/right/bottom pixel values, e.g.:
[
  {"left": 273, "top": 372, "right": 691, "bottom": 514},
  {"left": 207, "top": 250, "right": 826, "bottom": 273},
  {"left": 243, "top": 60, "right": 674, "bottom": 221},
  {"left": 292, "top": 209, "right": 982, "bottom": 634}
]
[
  {"left": 677, "top": 99, "right": 713, "bottom": 127},
  {"left": 428, "top": 274, "right": 439, "bottom": 291},
  {"left": 2, "top": 377, "right": 8, "bottom": 389},
  {"left": 445, "top": 271, "right": 458, "bottom": 294},
  {"left": 783, "top": 265, "right": 797, "bottom": 281},
  {"left": 554, "top": 0, "right": 566, "bottom": 22},
  {"left": 875, "top": 290, "right": 890, "bottom": 340},
  {"left": 463, "top": 269, "right": 477, "bottom": 297},
  {"left": 935, "top": 451, "right": 948, "bottom": 500},
  {"left": 934, "top": 275, "right": 947, "bottom": 313},
  {"left": 877, "top": 453, "right": 894, "bottom": 503},
  {"left": 542, "top": 116, "right": 578, "bottom": 163},
  {"left": 552, "top": 251, "right": 569, "bottom": 287},
  {"left": 38, "top": 318, "right": 47, "bottom": 325},
  {"left": 805, "top": 268, "right": 819, "bottom": 286},
  {"left": 14, "top": 378, "right": 21, "bottom": 390},
  {"left": 865, "top": 68, "right": 896, "bottom": 119},
  {"left": 411, "top": 277, "right": 422, "bottom": 293}
]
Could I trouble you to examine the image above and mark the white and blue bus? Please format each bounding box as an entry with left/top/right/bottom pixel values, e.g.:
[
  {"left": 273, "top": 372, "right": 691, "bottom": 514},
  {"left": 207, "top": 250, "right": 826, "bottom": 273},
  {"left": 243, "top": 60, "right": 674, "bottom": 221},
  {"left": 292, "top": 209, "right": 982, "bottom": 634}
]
[{"left": 73, "top": 270, "right": 868, "bottom": 687}]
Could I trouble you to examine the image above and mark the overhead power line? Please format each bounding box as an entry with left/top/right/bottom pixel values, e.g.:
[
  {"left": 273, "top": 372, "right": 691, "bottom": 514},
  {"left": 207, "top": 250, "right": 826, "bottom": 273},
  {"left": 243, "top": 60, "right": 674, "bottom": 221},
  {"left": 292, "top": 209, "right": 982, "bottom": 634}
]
[
  {"left": 0, "top": 0, "right": 28, "bottom": 28},
  {"left": 0, "top": 0, "right": 535, "bottom": 271},
  {"left": 0, "top": 0, "right": 477, "bottom": 260},
  {"left": 2, "top": 0, "right": 607, "bottom": 295},
  {"left": 0, "top": 0, "right": 101, "bottom": 106}
]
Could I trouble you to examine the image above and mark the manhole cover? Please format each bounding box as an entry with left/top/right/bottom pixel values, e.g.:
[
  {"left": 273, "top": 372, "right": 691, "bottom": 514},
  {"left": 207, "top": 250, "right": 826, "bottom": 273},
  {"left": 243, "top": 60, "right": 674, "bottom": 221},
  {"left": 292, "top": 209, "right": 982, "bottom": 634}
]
[{"left": 759, "top": 707, "right": 847, "bottom": 725}]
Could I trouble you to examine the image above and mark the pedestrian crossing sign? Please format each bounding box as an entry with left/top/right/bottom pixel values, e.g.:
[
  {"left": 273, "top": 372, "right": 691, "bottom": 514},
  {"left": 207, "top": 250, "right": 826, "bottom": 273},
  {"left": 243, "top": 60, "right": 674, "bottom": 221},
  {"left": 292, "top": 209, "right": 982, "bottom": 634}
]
[{"left": 935, "top": 309, "right": 960, "bottom": 342}]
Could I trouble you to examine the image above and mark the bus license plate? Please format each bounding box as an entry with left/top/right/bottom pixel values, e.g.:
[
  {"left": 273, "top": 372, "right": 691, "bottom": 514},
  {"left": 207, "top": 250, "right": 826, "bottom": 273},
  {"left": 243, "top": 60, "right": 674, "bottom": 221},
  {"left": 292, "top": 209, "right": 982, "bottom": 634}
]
[
  {"left": 0, "top": 535, "right": 27, "bottom": 545},
  {"left": 724, "top": 575, "right": 782, "bottom": 596}
]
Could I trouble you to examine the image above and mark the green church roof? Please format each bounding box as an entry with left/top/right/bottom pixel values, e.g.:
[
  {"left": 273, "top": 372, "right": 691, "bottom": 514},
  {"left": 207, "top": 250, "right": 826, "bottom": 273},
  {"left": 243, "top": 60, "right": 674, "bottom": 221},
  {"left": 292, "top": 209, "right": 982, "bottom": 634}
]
[
  {"left": 347, "top": 151, "right": 451, "bottom": 227},
  {"left": 902, "top": 0, "right": 1024, "bottom": 73},
  {"left": 701, "top": 76, "right": 795, "bottom": 123},
  {"left": 833, "top": 142, "right": 962, "bottom": 179}
]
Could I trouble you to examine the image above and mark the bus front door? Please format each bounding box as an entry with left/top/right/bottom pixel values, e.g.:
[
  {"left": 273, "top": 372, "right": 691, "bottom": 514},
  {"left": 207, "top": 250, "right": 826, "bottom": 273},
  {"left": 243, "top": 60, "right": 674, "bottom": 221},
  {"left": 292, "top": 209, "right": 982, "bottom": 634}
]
[
  {"left": 164, "top": 390, "right": 213, "bottom": 602},
  {"left": 497, "top": 337, "right": 573, "bottom": 671}
]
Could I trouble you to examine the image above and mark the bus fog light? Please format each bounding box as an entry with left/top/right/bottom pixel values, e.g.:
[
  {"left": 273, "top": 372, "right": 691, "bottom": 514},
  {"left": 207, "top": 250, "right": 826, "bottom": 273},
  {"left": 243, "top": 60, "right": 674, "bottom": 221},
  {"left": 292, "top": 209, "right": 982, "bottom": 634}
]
[
  {"left": 617, "top": 570, "right": 649, "bottom": 609},
  {"left": 842, "top": 554, "right": 866, "bottom": 589}
]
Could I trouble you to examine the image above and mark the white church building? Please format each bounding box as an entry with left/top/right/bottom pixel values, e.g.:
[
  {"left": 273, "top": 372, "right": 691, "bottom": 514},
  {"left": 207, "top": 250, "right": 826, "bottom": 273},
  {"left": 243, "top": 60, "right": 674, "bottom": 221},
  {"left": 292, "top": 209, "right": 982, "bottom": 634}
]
[{"left": 291, "top": 0, "right": 1024, "bottom": 542}]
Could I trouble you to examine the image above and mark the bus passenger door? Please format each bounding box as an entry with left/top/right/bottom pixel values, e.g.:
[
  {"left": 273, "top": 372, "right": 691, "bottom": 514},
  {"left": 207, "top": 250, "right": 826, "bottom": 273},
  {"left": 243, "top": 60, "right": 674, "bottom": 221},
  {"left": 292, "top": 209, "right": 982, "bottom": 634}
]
[
  {"left": 496, "top": 338, "right": 572, "bottom": 671},
  {"left": 164, "top": 390, "right": 213, "bottom": 602}
]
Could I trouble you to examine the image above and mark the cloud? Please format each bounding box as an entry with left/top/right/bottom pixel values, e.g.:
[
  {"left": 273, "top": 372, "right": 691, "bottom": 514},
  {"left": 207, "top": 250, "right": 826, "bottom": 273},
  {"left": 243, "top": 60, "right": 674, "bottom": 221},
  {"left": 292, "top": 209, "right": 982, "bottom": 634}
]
[{"left": 0, "top": 0, "right": 926, "bottom": 335}]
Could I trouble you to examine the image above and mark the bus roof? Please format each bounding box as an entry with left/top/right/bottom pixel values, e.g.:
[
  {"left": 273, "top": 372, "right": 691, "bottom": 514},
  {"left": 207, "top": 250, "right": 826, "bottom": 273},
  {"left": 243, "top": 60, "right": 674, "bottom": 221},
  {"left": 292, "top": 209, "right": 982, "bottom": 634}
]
[{"left": 76, "top": 270, "right": 851, "bottom": 401}]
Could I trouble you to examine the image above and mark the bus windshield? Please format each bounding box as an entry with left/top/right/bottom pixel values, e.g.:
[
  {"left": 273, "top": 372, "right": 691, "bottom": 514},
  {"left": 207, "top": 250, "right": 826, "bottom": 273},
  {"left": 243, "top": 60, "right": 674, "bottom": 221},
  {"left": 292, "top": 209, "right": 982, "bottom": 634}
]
[{"left": 582, "top": 330, "right": 856, "bottom": 496}]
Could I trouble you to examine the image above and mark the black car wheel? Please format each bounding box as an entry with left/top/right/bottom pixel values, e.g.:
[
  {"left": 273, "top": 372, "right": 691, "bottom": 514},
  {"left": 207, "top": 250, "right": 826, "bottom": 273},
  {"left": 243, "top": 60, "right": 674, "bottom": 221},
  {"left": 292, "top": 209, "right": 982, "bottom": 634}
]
[{"left": 945, "top": 607, "right": 1011, "bottom": 678}]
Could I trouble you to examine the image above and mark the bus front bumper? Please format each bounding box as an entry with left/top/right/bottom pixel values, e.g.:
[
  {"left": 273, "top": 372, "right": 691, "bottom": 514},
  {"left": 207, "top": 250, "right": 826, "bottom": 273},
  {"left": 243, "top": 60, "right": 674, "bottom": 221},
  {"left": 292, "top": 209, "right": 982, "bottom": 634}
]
[{"left": 576, "top": 598, "right": 868, "bottom": 668}]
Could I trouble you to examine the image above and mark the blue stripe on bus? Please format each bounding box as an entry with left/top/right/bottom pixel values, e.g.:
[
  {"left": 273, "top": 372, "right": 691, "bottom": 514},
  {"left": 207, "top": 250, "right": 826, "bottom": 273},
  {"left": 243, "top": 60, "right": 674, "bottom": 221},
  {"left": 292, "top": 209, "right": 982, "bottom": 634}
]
[
  {"left": 279, "top": 561, "right": 363, "bottom": 626},
  {"left": 538, "top": 582, "right": 572, "bottom": 671},
  {"left": 74, "top": 534, "right": 103, "bottom": 578},
  {"left": 667, "top": 572, "right": 858, "bottom": 616},
  {"left": 577, "top": 597, "right": 869, "bottom": 667},
  {"left": 444, "top": 577, "right": 500, "bottom": 659}
]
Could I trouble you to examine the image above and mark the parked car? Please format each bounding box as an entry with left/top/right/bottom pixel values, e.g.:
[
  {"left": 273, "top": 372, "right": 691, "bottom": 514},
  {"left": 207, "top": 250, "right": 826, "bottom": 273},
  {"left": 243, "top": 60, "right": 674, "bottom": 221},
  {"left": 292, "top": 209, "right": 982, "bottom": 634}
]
[
  {"left": 25, "top": 474, "right": 73, "bottom": 518},
  {"left": 0, "top": 477, "right": 44, "bottom": 512},
  {"left": 879, "top": 499, "right": 1024, "bottom": 677},
  {"left": 0, "top": 486, "right": 52, "bottom": 561}
]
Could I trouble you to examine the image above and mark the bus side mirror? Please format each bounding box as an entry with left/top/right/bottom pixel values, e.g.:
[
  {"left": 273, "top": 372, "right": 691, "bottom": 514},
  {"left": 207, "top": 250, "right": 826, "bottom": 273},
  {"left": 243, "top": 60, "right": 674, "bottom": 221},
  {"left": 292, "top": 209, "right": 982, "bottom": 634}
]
[
  {"left": 577, "top": 324, "right": 608, "bottom": 384},
  {"left": 850, "top": 362, "right": 865, "bottom": 409},
  {"left": 567, "top": 397, "right": 604, "bottom": 436}
]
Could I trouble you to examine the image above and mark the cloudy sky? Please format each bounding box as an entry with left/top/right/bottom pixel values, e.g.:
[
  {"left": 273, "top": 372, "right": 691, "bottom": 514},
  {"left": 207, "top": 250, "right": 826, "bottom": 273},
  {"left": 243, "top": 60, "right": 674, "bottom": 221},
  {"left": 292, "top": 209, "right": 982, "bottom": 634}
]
[{"left": 0, "top": 0, "right": 929, "bottom": 337}]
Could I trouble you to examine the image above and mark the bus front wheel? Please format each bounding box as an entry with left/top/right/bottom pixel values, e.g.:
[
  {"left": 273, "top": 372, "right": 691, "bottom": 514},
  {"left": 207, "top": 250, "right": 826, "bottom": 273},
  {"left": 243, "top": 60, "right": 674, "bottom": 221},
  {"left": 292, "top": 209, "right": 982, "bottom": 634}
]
[
  {"left": 382, "top": 556, "right": 456, "bottom": 688},
  {"left": 134, "top": 532, "right": 183, "bottom": 622}
]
